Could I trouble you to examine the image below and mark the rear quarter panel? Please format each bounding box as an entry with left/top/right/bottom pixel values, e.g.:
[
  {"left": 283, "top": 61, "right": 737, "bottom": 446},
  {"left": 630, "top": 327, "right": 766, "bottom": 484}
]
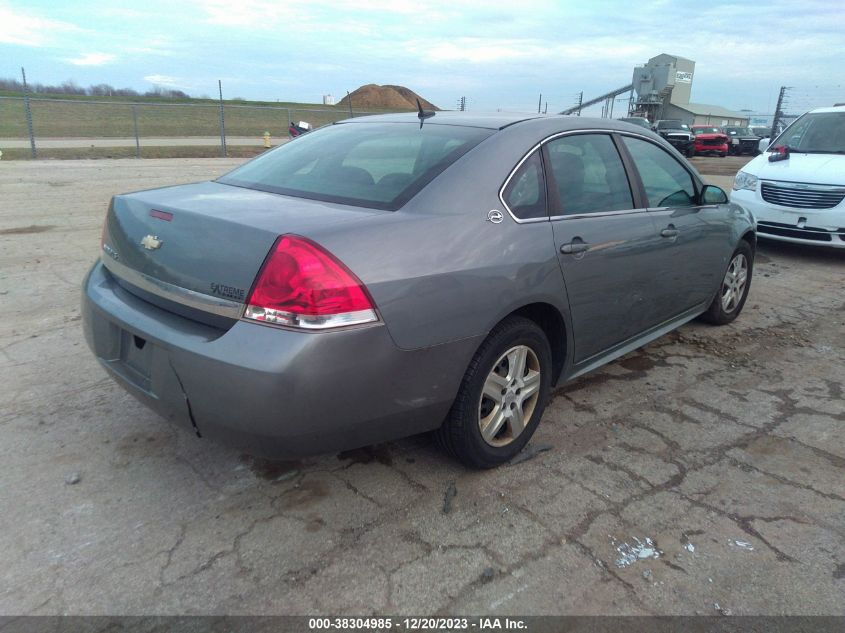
[{"left": 303, "top": 128, "right": 573, "bottom": 353}]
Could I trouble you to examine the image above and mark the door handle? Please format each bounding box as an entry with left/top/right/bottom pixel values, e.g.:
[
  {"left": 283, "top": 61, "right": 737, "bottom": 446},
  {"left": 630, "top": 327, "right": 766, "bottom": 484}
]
[
  {"left": 660, "top": 227, "right": 679, "bottom": 238},
  {"left": 560, "top": 241, "right": 590, "bottom": 254}
]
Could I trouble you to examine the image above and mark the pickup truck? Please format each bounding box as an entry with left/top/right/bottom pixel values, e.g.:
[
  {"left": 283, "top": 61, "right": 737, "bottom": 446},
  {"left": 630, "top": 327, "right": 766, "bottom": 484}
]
[{"left": 653, "top": 120, "right": 695, "bottom": 156}]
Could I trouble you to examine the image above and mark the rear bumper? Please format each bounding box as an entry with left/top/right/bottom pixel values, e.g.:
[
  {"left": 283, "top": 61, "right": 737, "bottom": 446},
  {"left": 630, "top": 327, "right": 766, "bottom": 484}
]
[
  {"left": 82, "top": 261, "right": 476, "bottom": 457},
  {"left": 730, "top": 189, "right": 845, "bottom": 248}
]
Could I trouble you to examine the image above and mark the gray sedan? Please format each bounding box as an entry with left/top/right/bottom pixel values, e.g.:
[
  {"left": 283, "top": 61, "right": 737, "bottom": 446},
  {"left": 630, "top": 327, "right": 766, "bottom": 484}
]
[{"left": 82, "top": 112, "right": 755, "bottom": 468}]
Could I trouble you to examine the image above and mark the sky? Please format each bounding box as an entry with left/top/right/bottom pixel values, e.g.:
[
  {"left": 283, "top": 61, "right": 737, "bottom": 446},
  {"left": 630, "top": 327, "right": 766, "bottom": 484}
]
[{"left": 1, "top": 0, "right": 844, "bottom": 115}]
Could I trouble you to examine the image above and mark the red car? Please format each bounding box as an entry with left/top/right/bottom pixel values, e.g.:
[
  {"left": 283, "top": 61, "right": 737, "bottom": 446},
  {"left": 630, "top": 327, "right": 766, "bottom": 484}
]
[{"left": 691, "top": 125, "right": 729, "bottom": 157}]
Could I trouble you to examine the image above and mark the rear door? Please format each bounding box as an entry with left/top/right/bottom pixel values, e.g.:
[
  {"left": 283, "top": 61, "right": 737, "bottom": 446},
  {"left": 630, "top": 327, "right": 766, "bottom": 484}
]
[
  {"left": 544, "top": 132, "right": 663, "bottom": 364},
  {"left": 619, "top": 135, "right": 730, "bottom": 317}
]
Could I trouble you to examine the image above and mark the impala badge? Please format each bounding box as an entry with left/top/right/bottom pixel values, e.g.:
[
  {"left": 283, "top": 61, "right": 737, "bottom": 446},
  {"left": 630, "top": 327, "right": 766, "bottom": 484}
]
[{"left": 140, "top": 234, "right": 163, "bottom": 250}]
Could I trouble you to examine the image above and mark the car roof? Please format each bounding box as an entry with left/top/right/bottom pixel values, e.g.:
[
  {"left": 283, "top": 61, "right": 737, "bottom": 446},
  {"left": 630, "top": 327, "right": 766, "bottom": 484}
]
[
  {"left": 808, "top": 105, "right": 845, "bottom": 114},
  {"left": 337, "top": 112, "right": 663, "bottom": 135},
  {"left": 337, "top": 111, "right": 548, "bottom": 130}
]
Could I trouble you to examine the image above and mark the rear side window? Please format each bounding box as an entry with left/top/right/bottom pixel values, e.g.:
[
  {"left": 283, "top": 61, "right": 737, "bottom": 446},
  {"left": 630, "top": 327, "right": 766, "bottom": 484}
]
[
  {"left": 545, "top": 134, "right": 634, "bottom": 215},
  {"left": 502, "top": 150, "right": 547, "bottom": 219},
  {"left": 219, "top": 122, "right": 493, "bottom": 210},
  {"left": 622, "top": 137, "right": 697, "bottom": 208}
]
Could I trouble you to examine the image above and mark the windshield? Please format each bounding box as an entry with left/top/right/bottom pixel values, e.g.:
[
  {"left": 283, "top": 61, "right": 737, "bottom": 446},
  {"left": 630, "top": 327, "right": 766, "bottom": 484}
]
[
  {"left": 693, "top": 127, "right": 721, "bottom": 134},
  {"left": 218, "top": 122, "right": 494, "bottom": 210},
  {"left": 725, "top": 128, "right": 750, "bottom": 135},
  {"left": 769, "top": 112, "right": 845, "bottom": 154}
]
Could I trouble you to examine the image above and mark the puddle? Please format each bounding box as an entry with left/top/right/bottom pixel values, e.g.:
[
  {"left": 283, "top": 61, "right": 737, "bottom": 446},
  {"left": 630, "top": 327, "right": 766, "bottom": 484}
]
[
  {"left": 337, "top": 444, "right": 393, "bottom": 466},
  {"left": 240, "top": 455, "right": 303, "bottom": 482},
  {"left": 278, "top": 479, "right": 330, "bottom": 510},
  {"left": 619, "top": 355, "right": 657, "bottom": 371}
]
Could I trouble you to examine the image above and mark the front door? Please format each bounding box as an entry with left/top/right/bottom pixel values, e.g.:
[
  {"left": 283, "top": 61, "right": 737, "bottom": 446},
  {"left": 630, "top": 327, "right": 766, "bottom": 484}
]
[{"left": 544, "top": 133, "right": 663, "bottom": 364}]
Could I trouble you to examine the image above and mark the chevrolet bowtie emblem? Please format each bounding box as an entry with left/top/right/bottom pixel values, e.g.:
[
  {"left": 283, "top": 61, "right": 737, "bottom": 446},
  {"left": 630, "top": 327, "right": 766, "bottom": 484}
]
[{"left": 140, "top": 234, "right": 163, "bottom": 250}]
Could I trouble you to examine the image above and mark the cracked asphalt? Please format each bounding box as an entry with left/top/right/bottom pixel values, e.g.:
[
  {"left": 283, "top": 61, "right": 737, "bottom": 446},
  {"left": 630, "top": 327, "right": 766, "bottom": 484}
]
[{"left": 1, "top": 158, "right": 843, "bottom": 615}]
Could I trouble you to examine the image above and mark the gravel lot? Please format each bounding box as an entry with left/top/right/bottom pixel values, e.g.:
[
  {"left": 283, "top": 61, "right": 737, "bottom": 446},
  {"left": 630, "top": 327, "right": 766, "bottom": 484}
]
[{"left": 1, "top": 158, "right": 843, "bottom": 616}]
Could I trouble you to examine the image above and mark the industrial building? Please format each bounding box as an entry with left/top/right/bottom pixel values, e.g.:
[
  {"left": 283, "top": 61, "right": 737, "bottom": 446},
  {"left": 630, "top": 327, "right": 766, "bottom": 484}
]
[
  {"left": 560, "top": 53, "right": 749, "bottom": 127},
  {"left": 631, "top": 54, "right": 748, "bottom": 126}
]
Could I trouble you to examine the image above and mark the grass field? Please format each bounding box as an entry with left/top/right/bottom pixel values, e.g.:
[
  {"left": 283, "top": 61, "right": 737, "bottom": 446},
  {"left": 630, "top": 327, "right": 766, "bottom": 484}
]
[
  {"left": 0, "top": 145, "right": 267, "bottom": 160},
  {"left": 0, "top": 93, "right": 408, "bottom": 138}
]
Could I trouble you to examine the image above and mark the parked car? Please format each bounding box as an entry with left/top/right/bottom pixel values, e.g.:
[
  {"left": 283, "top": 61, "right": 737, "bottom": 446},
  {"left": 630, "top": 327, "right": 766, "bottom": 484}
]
[
  {"left": 83, "top": 113, "right": 755, "bottom": 468},
  {"left": 731, "top": 105, "right": 845, "bottom": 248},
  {"left": 691, "top": 125, "right": 728, "bottom": 157},
  {"left": 748, "top": 126, "right": 770, "bottom": 140},
  {"left": 724, "top": 126, "right": 759, "bottom": 155},
  {"left": 653, "top": 120, "right": 696, "bottom": 156},
  {"left": 619, "top": 116, "right": 651, "bottom": 130}
]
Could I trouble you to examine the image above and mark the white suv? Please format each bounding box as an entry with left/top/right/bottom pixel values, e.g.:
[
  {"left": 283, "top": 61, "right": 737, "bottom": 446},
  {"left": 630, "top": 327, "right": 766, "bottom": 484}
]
[{"left": 730, "top": 106, "right": 845, "bottom": 248}]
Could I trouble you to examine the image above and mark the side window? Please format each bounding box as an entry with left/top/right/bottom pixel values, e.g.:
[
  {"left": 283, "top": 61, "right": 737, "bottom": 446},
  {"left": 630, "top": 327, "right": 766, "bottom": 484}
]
[
  {"left": 544, "top": 134, "right": 633, "bottom": 215},
  {"left": 502, "top": 150, "right": 547, "bottom": 220},
  {"left": 622, "top": 137, "right": 697, "bottom": 208}
]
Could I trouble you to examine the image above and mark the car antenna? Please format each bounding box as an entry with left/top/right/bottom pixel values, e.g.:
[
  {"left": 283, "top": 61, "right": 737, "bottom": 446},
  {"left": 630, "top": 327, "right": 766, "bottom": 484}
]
[{"left": 417, "top": 98, "right": 435, "bottom": 128}]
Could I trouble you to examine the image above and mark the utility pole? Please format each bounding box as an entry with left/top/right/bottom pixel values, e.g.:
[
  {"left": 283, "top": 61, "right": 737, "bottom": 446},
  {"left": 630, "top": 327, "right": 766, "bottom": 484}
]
[
  {"left": 538, "top": 93, "right": 542, "bottom": 114},
  {"left": 346, "top": 91, "right": 354, "bottom": 118},
  {"left": 770, "top": 86, "right": 788, "bottom": 139},
  {"left": 457, "top": 96, "right": 466, "bottom": 111},
  {"left": 544, "top": 101, "right": 547, "bottom": 114},
  {"left": 576, "top": 91, "right": 583, "bottom": 116},
  {"left": 217, "top": 80, "right": 227, "bottom": 157},
  {"left": 21, "top": 67, "right": 36, "bottom": 159}
]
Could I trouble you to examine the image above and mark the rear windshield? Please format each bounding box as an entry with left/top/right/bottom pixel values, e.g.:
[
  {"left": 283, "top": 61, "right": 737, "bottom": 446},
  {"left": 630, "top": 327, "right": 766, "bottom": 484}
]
[{"left": 218, "top": 122, "right": 494, "bottom": 210}]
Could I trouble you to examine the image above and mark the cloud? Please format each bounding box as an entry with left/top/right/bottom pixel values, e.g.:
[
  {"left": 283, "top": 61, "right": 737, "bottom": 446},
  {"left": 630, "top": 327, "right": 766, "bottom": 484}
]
[
  {"left": 65, "top": 52, "right": 116, "bottom": 66},
  {"left": 144, "top": 74, "right": 181, "bottom": 87},
  {"left": 0, "top": 5, "right": 81, "bottom": 47}
]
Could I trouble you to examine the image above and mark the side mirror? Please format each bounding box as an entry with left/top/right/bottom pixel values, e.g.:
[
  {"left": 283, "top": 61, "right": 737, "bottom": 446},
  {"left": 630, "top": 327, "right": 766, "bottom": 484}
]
[
  {"left": 701, "top": 184, "right": 728, "bottom": 205},
  {"left": 758, "top": 138, "right": 770, "bottom": 152}
]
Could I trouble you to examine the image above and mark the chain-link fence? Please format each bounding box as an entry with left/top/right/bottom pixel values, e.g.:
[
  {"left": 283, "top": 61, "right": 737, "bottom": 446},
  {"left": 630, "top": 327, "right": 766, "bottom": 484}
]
[{"left": 0, "top": 96, "right": 404, "bottom": 159}]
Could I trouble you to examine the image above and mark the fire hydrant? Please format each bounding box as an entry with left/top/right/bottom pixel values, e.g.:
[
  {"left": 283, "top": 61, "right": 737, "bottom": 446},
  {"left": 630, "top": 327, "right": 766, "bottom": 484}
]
[{"left": 263, "top": 131, "right": 271, "bottom": 148}]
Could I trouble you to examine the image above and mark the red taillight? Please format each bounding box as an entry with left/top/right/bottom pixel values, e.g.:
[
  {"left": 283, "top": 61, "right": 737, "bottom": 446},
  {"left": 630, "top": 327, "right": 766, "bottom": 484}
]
[{"left": 244, "top": 234, "right": 377, "bottom": 329}]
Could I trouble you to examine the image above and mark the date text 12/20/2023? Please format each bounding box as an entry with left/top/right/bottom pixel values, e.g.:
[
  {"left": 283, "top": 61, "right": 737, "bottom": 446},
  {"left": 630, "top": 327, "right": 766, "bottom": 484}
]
[{"left": 307, "top": 617, "right": 528, "bottom": 630}]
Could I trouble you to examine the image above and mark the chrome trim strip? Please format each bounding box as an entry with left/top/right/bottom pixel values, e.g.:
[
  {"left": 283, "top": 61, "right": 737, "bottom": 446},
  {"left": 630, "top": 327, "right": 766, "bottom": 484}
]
[
  {"left": 549, "top": 208, "right": 649, "bottom": 222},
  {"left": 498, "top": 129, "right": 669, "bottom": 225},
  {"left": 760, "top": 180, "right": 845, "bottom": 193},
  {"left": 101, "top": 253, "right": 244, "bottom": 319},
  {"left": 243, "top": 306, "right": 378, "bottom": 329}
]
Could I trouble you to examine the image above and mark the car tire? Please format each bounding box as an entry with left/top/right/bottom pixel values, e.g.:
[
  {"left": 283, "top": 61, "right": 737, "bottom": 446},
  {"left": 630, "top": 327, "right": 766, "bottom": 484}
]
[
  {"left": 700, "top": 240, "right": 753, "bottom": 326},
  {"left": 437, "top": 316, "right": 552, "bottom": 468},
  {"left": 719, "top": 152, "right": 727, "bottom": 158},
  {"left": 686, "top": 146, "right": 695, "bottom": 157}
]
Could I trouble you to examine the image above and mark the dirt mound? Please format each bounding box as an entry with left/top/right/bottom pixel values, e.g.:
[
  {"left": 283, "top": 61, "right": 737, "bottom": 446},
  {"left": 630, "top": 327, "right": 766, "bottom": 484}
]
[{"left": 339, "top": 84, "right": 439, "bottom": 111}]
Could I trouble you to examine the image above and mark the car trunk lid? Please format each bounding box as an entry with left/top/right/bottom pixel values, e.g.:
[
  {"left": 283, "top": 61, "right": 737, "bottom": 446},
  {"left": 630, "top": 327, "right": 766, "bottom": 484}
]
[{"left": 102, "top": 180, "right": 384, "bottom": 324}]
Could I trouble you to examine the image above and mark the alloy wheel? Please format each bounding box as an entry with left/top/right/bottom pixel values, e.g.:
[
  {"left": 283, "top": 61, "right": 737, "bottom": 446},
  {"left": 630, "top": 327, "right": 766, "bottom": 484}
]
[
  {"left": 478, "top": 345, "right": 541, "bottom": 447},
  {"left": 721, "top": 253, "right": 748, "bottom": 313}
]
